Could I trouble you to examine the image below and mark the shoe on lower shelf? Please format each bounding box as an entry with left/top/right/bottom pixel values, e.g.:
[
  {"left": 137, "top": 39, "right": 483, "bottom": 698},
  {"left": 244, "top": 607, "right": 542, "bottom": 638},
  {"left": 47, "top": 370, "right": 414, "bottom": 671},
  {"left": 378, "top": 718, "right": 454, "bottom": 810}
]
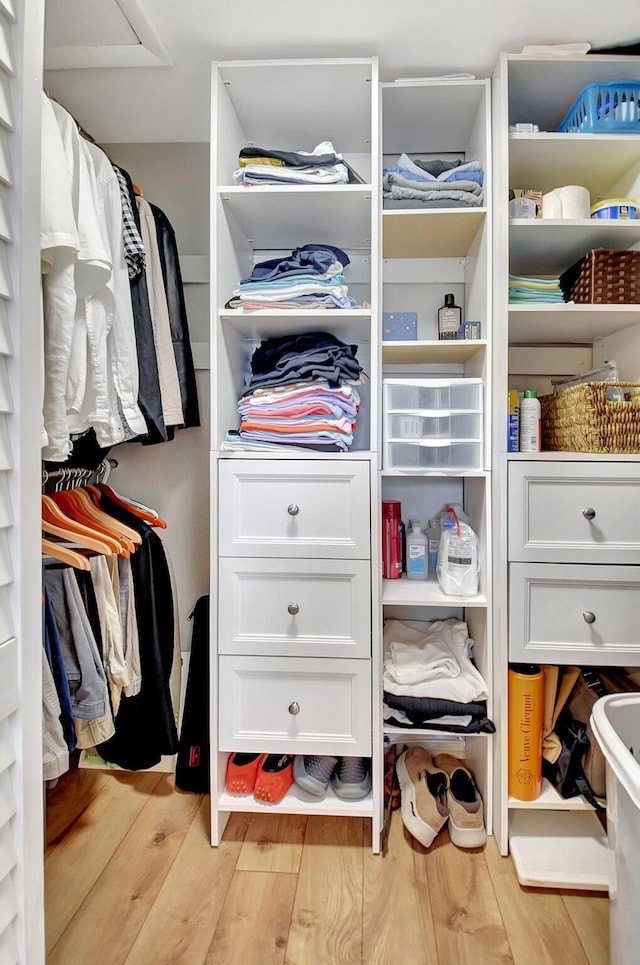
[
  {"left": 331, "top": 757, "right": 372, "bottom": 800},
  {"left": 293, "top": 755, "right": 338, "bottom": 798},
  {"left": 396, "top": 746, "right": 449, "bottom": 848},
  {"left": 253, "top": 754, "right": 295, "bottom": 803},
  {"left": 225, "top": 753, "right": 266, "bottom": 794},
  {"left": 434, "top": 753, "right": 486, "bottom": 849}
]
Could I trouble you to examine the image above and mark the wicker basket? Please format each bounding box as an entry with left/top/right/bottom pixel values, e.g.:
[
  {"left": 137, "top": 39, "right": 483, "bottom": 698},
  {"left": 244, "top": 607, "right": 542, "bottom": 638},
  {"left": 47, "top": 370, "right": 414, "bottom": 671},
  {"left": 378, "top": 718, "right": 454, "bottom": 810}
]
[
  {"left": 559, "top": 249, "right": 640, "bottom": 304},
  {"left": 540, "top": 382, "right": 640, "bottom": 453}
]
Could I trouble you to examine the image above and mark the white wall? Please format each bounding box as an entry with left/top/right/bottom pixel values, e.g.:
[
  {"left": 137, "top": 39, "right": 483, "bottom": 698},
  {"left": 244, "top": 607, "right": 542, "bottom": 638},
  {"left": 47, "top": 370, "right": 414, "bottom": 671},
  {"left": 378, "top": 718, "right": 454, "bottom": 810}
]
[{"left": 102, "top": 143, "right": 210, "bottom": 652}]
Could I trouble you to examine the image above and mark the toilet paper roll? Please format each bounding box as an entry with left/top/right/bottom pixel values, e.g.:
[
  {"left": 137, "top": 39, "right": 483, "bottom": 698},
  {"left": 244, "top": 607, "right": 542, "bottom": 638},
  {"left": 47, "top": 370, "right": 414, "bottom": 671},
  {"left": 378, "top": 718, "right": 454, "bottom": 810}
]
[
  {"left": 542, "top": 189, "right": 562, "bottom": 219},
  {"left": 557, "top": 184, "right": 591, "bottom": 220}
]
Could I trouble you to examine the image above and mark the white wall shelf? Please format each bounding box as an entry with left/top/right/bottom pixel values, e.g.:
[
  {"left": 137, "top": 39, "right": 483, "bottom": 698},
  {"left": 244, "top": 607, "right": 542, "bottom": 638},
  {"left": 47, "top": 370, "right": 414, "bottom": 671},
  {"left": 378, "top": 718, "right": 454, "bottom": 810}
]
[
  {"left": 508, "top": 778, "right": 593, "bottom": 811},
  {"left": 382, "top": 577, "right": 487, "bottom": 607},
  {"left": 509, "top": 219, "right": 640, "bottom": 276},
  {"left": 383, "top": 209, "right": 486, "bottom": 259},
  {"left": 382, "top": 339, "right": 486, "bottom": 365},
  {"left": 509, "top": 133, "right": 640, "bottom": 196},
  {"left": 508, "top": 304, "right": 640, "bottom": 345}
]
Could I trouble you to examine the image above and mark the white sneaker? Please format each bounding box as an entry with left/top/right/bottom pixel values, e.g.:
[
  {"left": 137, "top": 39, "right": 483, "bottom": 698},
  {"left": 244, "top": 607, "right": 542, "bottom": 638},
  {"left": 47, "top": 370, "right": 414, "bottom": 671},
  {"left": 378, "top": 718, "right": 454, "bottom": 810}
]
[
  {"left": 434, "top": 753, "right": 486, "bottom": 849},
  {"left": 396, "top": 747, "right": 449, "bottom": 848}
]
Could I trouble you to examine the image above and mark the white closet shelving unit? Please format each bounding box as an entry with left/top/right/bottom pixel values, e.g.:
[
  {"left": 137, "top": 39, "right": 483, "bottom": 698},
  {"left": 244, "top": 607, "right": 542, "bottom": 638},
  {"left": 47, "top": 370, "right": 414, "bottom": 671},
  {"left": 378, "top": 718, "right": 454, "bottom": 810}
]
[
  {"left": 379, "top": 79, "right": 494, "bottom": 832},
  {"left": 209, "top": 58, "right": 383, "bottom": 848},
  {"left": 492, "top": 52, "right": 640, "bottom": 890}
]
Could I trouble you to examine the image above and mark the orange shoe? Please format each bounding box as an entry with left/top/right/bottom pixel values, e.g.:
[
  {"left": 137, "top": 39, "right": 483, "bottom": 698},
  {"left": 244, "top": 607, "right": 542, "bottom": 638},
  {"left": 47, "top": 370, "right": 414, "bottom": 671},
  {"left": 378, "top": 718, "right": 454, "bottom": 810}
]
[
  {"left": 225, "top": 753, "right": 266, "bottom": 794},
  {"left": 254, "top": 754, "right": 295, "bottom": 803}
]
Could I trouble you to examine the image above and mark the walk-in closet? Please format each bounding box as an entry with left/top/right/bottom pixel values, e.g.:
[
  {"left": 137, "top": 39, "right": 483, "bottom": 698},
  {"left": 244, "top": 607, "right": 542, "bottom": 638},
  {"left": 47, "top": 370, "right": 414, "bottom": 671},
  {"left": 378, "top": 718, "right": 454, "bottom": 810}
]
[{"left": 1, "top": 1, "right": 639, "bottom": 962}]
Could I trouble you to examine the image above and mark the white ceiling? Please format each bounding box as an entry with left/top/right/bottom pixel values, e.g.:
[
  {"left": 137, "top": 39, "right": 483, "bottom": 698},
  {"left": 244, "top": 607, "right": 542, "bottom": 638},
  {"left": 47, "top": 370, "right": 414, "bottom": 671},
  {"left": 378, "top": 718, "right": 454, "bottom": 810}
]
[{"left": 44, "top": 0, "right": 640, "bottom": 143}]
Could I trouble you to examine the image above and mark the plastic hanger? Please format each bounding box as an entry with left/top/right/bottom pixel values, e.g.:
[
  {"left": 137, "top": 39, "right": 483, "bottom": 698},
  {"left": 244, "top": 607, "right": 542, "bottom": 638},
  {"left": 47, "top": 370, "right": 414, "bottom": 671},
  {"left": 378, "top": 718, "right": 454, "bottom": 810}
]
[
  {"left": 41, "top": 537, "right": 91, "bottom": 571},
  {"left": 94, "top": 483, "right": 167, "bottom": 528},
  {"left": 42, "top": 496, "right": 122, "bottom": 556},
  {"left": 49, "top": 489, "right": 141, "bottom": 551}
]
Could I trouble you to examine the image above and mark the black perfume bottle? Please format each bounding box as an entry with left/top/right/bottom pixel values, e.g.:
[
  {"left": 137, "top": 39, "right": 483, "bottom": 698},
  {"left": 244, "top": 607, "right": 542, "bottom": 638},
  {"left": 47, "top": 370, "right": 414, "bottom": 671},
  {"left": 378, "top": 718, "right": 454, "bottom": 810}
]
[{"left": 438, "top": 293, "right": 461, "bottom": 340}]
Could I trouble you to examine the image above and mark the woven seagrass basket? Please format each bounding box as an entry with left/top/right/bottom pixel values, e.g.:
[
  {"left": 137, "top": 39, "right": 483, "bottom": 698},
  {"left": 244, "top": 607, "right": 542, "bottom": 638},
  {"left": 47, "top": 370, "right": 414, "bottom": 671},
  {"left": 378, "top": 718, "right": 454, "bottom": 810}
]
[
  {"left": 559, "top": 249, "right": 640, "bottom": 304},
  {"left": 540, "top": 382, "right": 640, "bottom": 453}
]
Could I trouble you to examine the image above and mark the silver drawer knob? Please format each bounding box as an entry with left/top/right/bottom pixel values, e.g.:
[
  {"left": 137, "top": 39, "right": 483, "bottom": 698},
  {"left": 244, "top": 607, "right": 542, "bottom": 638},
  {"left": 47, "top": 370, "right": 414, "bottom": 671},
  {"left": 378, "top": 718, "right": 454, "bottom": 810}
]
[
  {"left": 288, "top": 603, "right": 299, "bottom": 615},
  {"left": 287, "top": 504, "right": 299, "bottom": 516},
  {"left": 288, "top": 701, "right": 300, "bottom": 716},
  {"left": 582, "top": 611, "right": 596, "bottom": 624},
  {"left": 582, "top": 508, "right": 596, "bottom": 520}
]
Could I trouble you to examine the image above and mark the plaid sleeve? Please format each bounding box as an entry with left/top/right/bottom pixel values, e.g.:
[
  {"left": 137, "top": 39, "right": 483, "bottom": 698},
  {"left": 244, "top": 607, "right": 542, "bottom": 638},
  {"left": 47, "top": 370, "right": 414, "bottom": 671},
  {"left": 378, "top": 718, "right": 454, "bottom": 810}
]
[{"left": 113, "top": 164, "right": 146, "bottom": 279}]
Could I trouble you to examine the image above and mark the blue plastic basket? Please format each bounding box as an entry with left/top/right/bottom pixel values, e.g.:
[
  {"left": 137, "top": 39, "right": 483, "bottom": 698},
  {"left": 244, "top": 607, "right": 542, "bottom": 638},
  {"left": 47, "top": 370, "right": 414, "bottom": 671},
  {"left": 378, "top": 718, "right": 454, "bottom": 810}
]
[{"left": 558, "top": 79, "right": 640, "bottom": 133}]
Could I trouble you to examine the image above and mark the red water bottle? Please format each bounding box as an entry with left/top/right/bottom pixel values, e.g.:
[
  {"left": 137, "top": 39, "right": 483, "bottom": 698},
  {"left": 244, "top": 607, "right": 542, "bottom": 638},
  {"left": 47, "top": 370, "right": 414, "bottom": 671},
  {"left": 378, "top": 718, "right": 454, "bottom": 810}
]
[{"left": 382, "top": 501, "right": 403, "bottom": 579}]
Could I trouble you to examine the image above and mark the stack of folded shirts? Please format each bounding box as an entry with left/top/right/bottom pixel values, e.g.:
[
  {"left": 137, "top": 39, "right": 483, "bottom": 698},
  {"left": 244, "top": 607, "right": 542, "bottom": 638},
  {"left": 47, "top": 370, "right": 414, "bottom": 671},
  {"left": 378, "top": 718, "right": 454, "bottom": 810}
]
[
  {"left": 228, "top": 331, "right": 363, "bottom": 452},
  {"left": 226, "top": 242, "right": 359, "bottom": 310},
  {"left": 382, "top": 618, "right": 495, "bottom": 734},
  {"left": 233, "top": 141, "right": 350, "bottom": 186},
  {"left": 509, "top": 274, "right": 565, "bottom": 304},
  {"left": 383, "top": 154, "right": 484, "bottom": 209}
]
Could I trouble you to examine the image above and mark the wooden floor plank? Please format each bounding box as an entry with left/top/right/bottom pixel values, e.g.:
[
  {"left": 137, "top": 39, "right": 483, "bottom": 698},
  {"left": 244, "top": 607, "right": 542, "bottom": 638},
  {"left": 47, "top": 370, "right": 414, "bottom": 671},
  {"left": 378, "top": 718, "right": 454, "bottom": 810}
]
[
  {"left": 205, "top": 870, "right": 297, "bottom": 965},
  {"left": 425, "top": 827, "right": 514, "bottom": 964},
  {"left": 236, "top": 812, "right": 307, "bottom": 874},
  {"left": 484, "top": 835, "right": 590, "bottom": 965},
  {"left": 124, "top": 803, "right": 250, "bottom": 965},
  {"left": 47, "top": 775, "right": 202, "bottom": 965},
  {"left": 562, "top": 891, "right": 610, "bottom": 965},
  {"left": 45, "top": 766, "right": 111, "bottom": 852},
  {"left": 44, "top": 770, "right": 162, "bottom": 955},
  {"left": 363, "top": 808, "right": 439, "bottom": 964},
  {"left": 285, "top": 815, "right": 364, "bottom": 965}
]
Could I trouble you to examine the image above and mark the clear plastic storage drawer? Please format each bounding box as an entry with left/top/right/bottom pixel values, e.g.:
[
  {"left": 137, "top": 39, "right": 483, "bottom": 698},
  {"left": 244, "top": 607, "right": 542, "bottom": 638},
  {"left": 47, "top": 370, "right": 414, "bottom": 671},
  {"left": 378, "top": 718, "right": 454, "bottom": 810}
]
[{"left": 383, "top": 378, "right": 483, "bottom": 471}]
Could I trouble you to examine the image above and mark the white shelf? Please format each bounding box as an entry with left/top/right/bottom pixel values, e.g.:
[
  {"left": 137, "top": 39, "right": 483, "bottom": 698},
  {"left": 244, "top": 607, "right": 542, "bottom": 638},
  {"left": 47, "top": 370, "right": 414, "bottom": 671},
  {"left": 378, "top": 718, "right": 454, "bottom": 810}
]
[
  {"left": 383, "top": 208, "right": 486, "bottom": 259},
  {"left": 382, "top": 576, "right": 487, "bottom": 607},
  {"left": 217, "top": 785, "right": 373, "bottom": 817},
  {"left": 384, "top": 727, "right": 489, "bottom": 742},
  {"left": 217, "top": 449, "right": 374, "bottom": 461},
  {"left": 381, "top": 80, "right": 487, "bottom": 154},
  {"left": 509, "top": 778, "right": 593, "bottom": 811},
  {"left": 506, "top": 451, "right": 640, "bottom": 462},
  {"left": 509, "top": 218, "right": 640, "bottom": 276},
  {"left": 217, "top": 185, "right": 373, "bottom": 250},
  {"left": 508, "top": 303, "right": 640, "bottom": 344},
  {"left": 382, "top": 339, "right": 486, "bottom": 364},
  {"left": 509, "top": 133, "right": 640, "bottom": 196},
  {"left": 218, "top": 309, "right": 372, "bottom": 342},
  {"left": 509, "top": 809, "right": 610, "bottom": 891}
]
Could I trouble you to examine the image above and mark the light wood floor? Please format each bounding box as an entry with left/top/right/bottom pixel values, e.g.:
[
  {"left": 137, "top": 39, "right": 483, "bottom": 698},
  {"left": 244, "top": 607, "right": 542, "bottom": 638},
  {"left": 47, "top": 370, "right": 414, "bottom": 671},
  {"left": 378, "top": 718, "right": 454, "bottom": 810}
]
[{"left": 44, "top": 767, "right": 610, "bottom": 965}]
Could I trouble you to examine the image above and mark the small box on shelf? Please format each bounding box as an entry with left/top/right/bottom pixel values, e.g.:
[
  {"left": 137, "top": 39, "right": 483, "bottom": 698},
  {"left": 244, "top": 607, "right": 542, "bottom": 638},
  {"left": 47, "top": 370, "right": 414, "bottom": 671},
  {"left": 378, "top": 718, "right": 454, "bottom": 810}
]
[
  {"left": 382, "top": 312, "right": 417, "bottom": 341},
  {"left": 457, "top": 321, "right": 481, "bottom": 340}
]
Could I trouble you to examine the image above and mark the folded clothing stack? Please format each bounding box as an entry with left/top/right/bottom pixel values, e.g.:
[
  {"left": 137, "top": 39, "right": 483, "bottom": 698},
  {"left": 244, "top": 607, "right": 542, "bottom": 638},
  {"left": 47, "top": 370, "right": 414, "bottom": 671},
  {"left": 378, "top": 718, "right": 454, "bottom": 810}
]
[
  {"left": 226, "top": 242, "right": 359, "bottom": 311},
  {"left": 228, "top": 331, "right": 363, "bottom": 452},
  {"left": 233, "top": 140, "right": 351, "bottom": 186},
  {"left": 383, "top": 618, "right": 495, "bottom": 734},
  {"left": 509, "top": 273, "right": 565, "bottom": 304},
  {"left": 383, "top": 154, "right": 484, "bottom": 209}
]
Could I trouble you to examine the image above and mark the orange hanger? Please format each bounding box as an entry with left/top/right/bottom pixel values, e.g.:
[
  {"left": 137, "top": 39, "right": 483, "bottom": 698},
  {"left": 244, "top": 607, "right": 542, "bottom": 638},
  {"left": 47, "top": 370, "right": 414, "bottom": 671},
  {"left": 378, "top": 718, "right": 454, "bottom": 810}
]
[
  {"left": 42, "top": 495, "right": 122, "bottom": 557},
  {"left": 94, "top": 483, "right": 167, "bottom": 529},
  {"left": 71, "top": 488, "right": 142, "bottom": 546},
  {"left": 133, "top": 183, "right": 144, "bottom": 197},
  {"left": 42, "top": 537, "right": 91, "bottom": 571},
  {"left": 50, "top": 489, "right": 141, "bottom": 551}
]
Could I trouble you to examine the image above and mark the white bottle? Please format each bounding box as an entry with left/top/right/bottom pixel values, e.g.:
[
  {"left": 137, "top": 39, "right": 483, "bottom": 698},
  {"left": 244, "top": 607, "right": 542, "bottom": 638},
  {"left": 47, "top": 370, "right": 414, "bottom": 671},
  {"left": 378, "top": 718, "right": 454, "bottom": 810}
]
[
  {"left": 519, "top": 389, "right": 541, "bottom": 452},
  {"left": 406, "top": 520, "right": 428, "bottom": 581}
]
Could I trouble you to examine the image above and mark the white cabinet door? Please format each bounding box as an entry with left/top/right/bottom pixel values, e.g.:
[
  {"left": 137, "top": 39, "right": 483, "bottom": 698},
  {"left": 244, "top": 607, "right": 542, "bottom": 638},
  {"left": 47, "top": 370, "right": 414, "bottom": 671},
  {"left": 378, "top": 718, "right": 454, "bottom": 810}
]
[
  {"left": 219, "top": 655, "right": 371, "bottom": 755},
  {"left": 219, "top": 557, "right": 371, "bottom": 658},
  {"left": 218, "top": 460, "right": 371, "bottom": 558},
  {"left": 509, "top": 461, "right": 640, "bottom": 564},
  {"left": 509, "top": 562, "right": 640, "bottom": 666}
]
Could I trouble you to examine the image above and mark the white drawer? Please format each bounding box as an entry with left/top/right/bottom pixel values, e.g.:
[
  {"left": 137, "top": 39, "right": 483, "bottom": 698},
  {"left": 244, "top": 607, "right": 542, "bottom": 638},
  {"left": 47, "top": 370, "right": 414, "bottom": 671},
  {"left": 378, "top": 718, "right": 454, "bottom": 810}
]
[
  {"left": 509, "top": 461, "right": 640, "bottom": 564},
  {"left": 509, "top": 562, "right": 640, "bottom": 666},
  {"left": 219, "top": 558, "right": 371, "bottom": 658},
  {"left": 218, "top": 655, "right": 371, "bottom": 755},
  {"left": 218, "top": 460, "right": 370, "bottom": 558}
]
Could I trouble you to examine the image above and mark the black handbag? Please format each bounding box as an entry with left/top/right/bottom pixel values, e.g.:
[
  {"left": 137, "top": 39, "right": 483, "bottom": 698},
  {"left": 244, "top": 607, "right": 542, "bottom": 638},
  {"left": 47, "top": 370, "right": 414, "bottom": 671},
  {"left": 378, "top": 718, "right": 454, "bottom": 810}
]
[{"left": 542, "top": 709, "right": 605, "bottom": 812}]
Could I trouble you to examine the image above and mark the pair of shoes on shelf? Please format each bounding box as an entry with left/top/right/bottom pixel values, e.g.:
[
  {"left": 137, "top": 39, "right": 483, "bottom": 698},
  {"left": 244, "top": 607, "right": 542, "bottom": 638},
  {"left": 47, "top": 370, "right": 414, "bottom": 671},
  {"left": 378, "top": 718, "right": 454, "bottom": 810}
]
[
  {"left": 396, "top": 747, "right": 486, "bottom": 849},
  {"left": 293, "top": 755, "right": 372, "bottom": 801},
  {"left": 225, "top": 753, "right": 294, "bottom": 803}
]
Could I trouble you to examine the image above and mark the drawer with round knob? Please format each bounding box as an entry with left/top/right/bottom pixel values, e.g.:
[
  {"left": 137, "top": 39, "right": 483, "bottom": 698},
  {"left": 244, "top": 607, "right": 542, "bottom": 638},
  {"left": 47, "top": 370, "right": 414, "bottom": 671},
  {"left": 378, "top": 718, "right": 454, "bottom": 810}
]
[
  {"left": 219, "top": 558, "right": 371, "bottom": 658},
  {"left": 509, "top": 562, "right": 640, "bottom": 666},
  {"left": 218, "top": 459, "right": 370, "bottom": 558},
  {"left": 218, "top": 655, "right": 371, "bottom": 755},
  {"left": 508, "top": 461, "right": 640, "bottom": 564}
]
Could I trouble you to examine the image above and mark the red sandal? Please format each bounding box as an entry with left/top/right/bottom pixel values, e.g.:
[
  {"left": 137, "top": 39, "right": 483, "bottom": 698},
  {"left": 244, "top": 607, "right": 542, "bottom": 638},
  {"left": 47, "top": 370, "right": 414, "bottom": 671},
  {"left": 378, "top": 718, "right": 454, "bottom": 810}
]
[{"left": 225, "top": 753, "right": 266, "bottom": 794}]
